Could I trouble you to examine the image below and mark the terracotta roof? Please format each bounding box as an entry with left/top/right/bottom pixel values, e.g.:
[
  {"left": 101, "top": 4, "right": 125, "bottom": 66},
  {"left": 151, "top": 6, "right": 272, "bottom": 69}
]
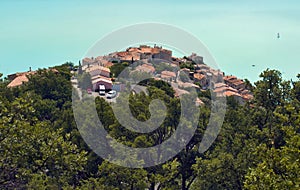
[
  {"left": 135, "top": 64, "right": 155, "bottom": 73},
  {"left": 105, "top": 62, "right": 114, "bottom": 68},
  {"left": 7, "top": 69, "right": 56, "bottom": 88},
  {"left": 7, "top": 68, "right": 58, "bottom": 88},
  {"left": 180, "top": 68, "right": 191, "bottom": 72},
  {"left": 50, "top": 68, "right": 59, "bottom": 73},
  {"left": 224, "top": 75, "right": 237, "bottom": 81},
  {"left": 161, "top": 71, "right": 176, "bottom": 78},
  {"left": 139, "top": 47, "right": 152, "bottom": 54},
  {"left": 196, "top": 97, "right": 204, "bottom": 106},
  {"left": 95, "top": 56, "right": 104, "bottom": 61},
  {"left": 117, "top": 51, "right": 128, "bottom": 57},
  {"left": 82, "top": 57, "right": 94, "bottom": 64},
  {"left": 100, "top": 60, "right": 114, "bottom": 68},
  {"left": 231, "top": 79, "right": 245, "bottom": 86},
  {"left": 174, "top": 88, "right": 190, "bottom": 97},
  {"left": 214, "top": 86, "right": 238, "bottom": 93},
  {"left": 92, "top": 77, "right": 112, "bottom": 85},
  {"left": 170, "top": 63, "right": 178, "bottom": 67},
  {"left": 242, "top": 94, "right": 254, "bottom": 100},
  {"left": 223, "top": 91, "right": 242, "bottom": 97},
  {"left": 121, "top": 54, "right": 140, "bottom": 61},
  {"left": 85, "top": 65, "right": 110, "bottom": 73},
  {"left": 178, "top": 82, "right": 200, "bottom": 89},
  {"left": 127, "top": 47, "right": 142, "bottom": 53},
  {"left": 194, "top": 73, "right": 205, "bottom": 80},
  {"left": 241, "top": 89, "right": 250, "bottom": 95},
  {"left": 214, "top": 82, "right": 227, "bottom": 88},
  {"left": 7, "top": 75, "right": 29, "bottom": 88}
]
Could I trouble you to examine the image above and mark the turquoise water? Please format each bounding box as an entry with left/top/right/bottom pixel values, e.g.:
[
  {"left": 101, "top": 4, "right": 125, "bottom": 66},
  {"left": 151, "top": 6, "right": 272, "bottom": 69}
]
[{"left": 1, "top": 0, "right": 299, "bottom": 82}]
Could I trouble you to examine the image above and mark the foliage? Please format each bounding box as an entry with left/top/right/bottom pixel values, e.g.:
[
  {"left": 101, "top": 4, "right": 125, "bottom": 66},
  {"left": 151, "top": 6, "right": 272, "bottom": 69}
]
[
  {"left": 110, "top": 62, "right": 128, "bottom": 78},
  {"left": 78, "top": 72, "right": 92, "bottom": 90},
  {"left": 0, "top": 65, "right": 299, "bottom": 189},
  {"left": 179, "top": 61, "right": 194, "bottom": 71}
]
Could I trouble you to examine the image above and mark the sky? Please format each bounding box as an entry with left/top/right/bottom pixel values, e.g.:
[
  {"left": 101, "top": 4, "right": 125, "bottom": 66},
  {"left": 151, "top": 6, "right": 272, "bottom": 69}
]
[{"left": 1, "top": 0, "right": 300, "bottom": 82}]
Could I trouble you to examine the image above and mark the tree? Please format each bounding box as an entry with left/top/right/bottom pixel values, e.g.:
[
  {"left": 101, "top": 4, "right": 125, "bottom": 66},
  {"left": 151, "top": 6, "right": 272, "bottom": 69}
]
[
  {"left": 244, "top": 128, "right": 300, "bottom": 189},
  {"left": 110, "top": 62, "right": 128, "bottom": 78},
  {"left": 78, "top": 61, "right": 83, "bottom": 75},
  {"left": 253, "top": 69, "right": 292, "bottom": 148},
  {"left": 244, "top": 71, "right": 300, "bottom": 189},
  {"left": 254, "top": 69, "right": 283, "bottom": 111},
  {"left": 26, "top": 68, "right": 72, "bottom": 108},
  {"left": 292, "top": 74, "right": 300, "bottom": 101},
  {"left": 96, "top": 161, "right": 148, "bottom": 189},
  {"left": 78, "top": 72, "right": 92, "bottom": 90},
  {"left": 0, "top": 96, "right": 87, "bottom": 189},
  {"left": 244, "top": 78, "right": 254, "bottom": 91},
  {"left": 1, "top": 64, "right": 300, "bottom": 189}
]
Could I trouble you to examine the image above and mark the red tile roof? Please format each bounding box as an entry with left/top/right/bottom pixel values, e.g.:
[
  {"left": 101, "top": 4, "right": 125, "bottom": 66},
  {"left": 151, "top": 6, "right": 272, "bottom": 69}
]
[
  {"left": 242, "top": 94, "right": 254, "bottom": 100},
  {"left": 223, "top": 91, "right": 242, "bottom": 97},
  {"left": 194, "top": 73, "right": 205, "bottom": 80},
  {"left": 7, "top": 69, "right": 58, "bottom": 88},
  {"left": 82, "top": 57, "right": 94, "bottom": 64},
  {"left": 117, "top": 51, "right": 128, "bottom": 57},
  {"left": 85, "top": 65, "right": 110, "bottom": 73},
  {"left": 231, "top": 79, "right": 245, "bottom": 86},
  {"left": 7, "top": 75, "right": 29, "bottom": 88},
  {"left": 214, "top": 82, "right": 227, "bottom": 88},
  {"left": 92, "top": 77, "right": 112, "bottom": 85},
  {"left": 161, "top": 71, "right": 176, "bottom": 78},
  {"left": 224, "top": 75, "right": 237, "bottom": 81},
  {"left": 196, "top": 97, "right": 204, "bottom": 106},
  {"left": 135, "top": 64, "right": 155, "bottom": 73},
  {"left": 178, "top": 81, "right": 200, "bottom": 89},
  {"left": 174, "top": 88, "right": 190, "bottom": 97},
  {"left": 214, "top": 86, "right": 238, "bottom": 93}
]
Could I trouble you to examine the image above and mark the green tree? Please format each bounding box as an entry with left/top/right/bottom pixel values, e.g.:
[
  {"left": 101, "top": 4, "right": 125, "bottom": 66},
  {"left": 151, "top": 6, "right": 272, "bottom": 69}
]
[
  {"left": 78, "top": 72, "right": 92, "bottom": 90},
  {"left": 0, "top": 96, "right": 87, "bottom": 189},
  {"left": 254, "top": 69, "right": 283, "bottom": 111},
  {"left": 78, "top": 61, "right": 83, "bottom": 75},
  {"left": 110, "top": 62, "right": 128, "bottom": 78}
]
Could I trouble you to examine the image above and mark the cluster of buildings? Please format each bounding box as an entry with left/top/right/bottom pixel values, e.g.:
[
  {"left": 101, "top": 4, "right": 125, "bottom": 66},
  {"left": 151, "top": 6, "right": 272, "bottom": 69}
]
[
  {"left": 112, "top": 45, "right": 173, "bottom": 62},
  {"left": 81, "top": 45, "right": 174, "bottom": 92},
  {"left": 176, "top": 63, "right": 253, "bottom": 104},
  {"left": 192, "top": 64, "right": 224, "bottom": 88},
  {"left": 6, "top": 45, "right": 253, "bottom": 105},
  {"left": 81, "top": 64, "right": 114, "bottom": 91},
  {"left": 79, "top": 45, "right": 253, "bottom": 104},
  {"left": 81, "top": 45, "right": 172, "bottom": 67},
  {"left": 212, "top": 76, "right": 253, "bottom": 104}
]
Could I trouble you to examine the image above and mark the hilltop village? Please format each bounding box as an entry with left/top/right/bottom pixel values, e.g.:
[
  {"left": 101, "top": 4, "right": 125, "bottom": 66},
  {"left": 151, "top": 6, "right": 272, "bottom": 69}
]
[
  {"left": 6, "top": 45, "right": 253, "bottom": 104},
  {"left": 79, "top": 45, "right": 253, "bottom": 104}
]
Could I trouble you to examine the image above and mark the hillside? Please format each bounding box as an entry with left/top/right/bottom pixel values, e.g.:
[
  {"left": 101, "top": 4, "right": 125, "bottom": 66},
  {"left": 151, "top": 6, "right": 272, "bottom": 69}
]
[{"left": 0, "top": 62, "right": 299, "bottom": 189}]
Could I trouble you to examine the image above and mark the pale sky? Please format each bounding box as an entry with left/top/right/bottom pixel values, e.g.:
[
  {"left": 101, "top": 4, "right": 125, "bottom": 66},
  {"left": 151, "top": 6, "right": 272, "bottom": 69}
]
[{"left": 1, "top": 0, "right": 299, "bottom": 82}]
